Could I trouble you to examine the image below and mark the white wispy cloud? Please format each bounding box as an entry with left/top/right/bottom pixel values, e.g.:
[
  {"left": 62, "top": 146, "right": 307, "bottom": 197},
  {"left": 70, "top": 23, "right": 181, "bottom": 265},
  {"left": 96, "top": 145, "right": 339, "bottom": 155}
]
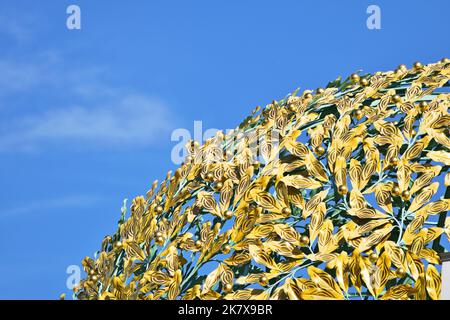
[
  {"left": 0, "top": 12, "right": 35, "bottom": 43},
  {"left": 0, "top": 58, "right": 53, "bottom": 95},
  {"left": 0, "top": 49, "right": 176, "bottom": 151},
  {"left": 0, "top": 13, "right": 177, "bottom": 152},
  {"left": 0, "top": 194, "right": 103, "bottom": 219},
  {"left": 0, "top": 94, "right": 174, "bottom": 151}
]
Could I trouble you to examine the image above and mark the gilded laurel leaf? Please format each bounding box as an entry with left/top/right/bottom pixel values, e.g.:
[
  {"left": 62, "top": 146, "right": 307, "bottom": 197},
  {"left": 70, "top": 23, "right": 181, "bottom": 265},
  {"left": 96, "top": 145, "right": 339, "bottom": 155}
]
[
  {"left": 306, "top": 266, "right": 344, "bottom": 300},
  {"left": 248, "top": 244, "right": 279, "bottom": 270},
  {"left": 426, "top": 264, "right": 441, "bottom": 300},
  {"left": 123, "top": 241, "right": 146, "bottom": 261},
  {"left": 281, "top": 175, "right": 322, "bottom": 189},
  {"left": 427, "top": 150, "right": 450, "bottom": 165}
]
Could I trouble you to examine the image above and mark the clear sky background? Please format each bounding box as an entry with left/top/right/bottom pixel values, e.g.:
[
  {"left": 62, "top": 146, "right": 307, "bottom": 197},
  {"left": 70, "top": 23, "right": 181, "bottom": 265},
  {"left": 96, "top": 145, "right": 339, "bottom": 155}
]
[{"left": 0, "top": 0, "right": 449, "bottom": 299}]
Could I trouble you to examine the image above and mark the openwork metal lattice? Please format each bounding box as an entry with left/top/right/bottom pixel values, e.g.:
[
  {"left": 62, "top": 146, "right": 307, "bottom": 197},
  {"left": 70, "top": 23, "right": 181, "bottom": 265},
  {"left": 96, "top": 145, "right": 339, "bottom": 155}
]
[{"left": 74, "top": 59, "right": 450, "bottom": 300}]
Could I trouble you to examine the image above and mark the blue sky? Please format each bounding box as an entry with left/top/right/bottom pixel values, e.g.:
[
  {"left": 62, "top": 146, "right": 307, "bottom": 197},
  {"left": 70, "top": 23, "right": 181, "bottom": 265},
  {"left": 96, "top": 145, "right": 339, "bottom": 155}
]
[{"left": 0, "top": 0, "right": 449, "bottom": 299}]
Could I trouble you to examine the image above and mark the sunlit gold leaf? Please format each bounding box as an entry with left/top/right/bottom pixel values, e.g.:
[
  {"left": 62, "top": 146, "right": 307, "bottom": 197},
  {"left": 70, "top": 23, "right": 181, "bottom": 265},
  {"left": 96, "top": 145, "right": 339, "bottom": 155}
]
[
  {"left": 426, "top": 264, "right": 441, "bottom": 300},
  {"left": 306, "top": 266, "right": 344, "bottom": 300}
]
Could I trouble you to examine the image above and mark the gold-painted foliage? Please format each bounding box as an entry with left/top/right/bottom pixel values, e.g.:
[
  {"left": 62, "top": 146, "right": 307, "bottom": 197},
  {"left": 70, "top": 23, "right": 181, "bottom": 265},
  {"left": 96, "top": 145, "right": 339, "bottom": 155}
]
[{"left": 74, "top": 60, "right": 450, "bottom": 300}]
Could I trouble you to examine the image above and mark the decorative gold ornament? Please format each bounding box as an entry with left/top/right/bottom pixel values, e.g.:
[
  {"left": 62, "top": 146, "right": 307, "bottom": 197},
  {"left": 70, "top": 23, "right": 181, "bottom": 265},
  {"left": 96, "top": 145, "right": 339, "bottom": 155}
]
[
  {"left": 369, "top": 253, "right": 378, "bottom": 263},
  {"left": 259, "top": 275, "right": 269, "bottom": 286},
  {"left": 304, "top": 92, "right": 313, "bottom": 99},
  {"left": 396, "top": 268, "right": 406, "bottom": 278},
  {"left": 191, "top": 140, "right": 200, "bottom": 148},
  {"left": 401, "top": 190, "right": 411, "bottom": 200},
  {"left": 391, "top": 185, "right": 401, "bottom": 197},
  {"left": 74, "top": 60, "right": 449, "bottom": 301},
  {"left": 360, "top": 78, "right": 369, "bottom": 87},
  {"left": 396, "top": 64, "right": 408, "bottom": 72},
  {"left": 418, "top": 101, "right": 429, "bottom": 112},
  {"left": 337, "top": 185, "right": 348, "bottom": 195},
  {"left": 300, "top": 235, "right": 310, "bottom": 245},
  {"left": 224, "top": 210, "right": 234, "bottom": 220},
  {"left": 315, "top": 146, "right": 325, "bottom": 156},
  {"left": 350, "top": 73, "right": 360, "bottom": 83},
  {"left": 195, "top": 240, "right": 203, "bottom": 249},
  {"left": 392, "top": 94, "right": 402, "bottom": 103},
  {"left": 223, "top": 283, "right": 233, "bottom": 293},
  {"left": 413, "top": 61, "right": 423, "bottom": 70},
  {"left": 222, "top": 244, "right": 231, "bottom": 254},
  {"left": 354, "top": 109, "right": 363, "bottom": 120}
]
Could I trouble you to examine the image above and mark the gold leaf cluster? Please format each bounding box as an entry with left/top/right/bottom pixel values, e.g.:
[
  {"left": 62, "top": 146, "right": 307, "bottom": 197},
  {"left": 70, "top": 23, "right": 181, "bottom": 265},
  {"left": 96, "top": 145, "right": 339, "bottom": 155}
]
[{"left": 74, "top": 59, "right": 450, "bottom": 300}]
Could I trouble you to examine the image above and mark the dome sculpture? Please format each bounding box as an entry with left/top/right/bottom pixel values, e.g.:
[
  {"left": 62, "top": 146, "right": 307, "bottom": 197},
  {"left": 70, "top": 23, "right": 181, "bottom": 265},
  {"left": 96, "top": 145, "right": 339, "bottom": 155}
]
[{"left": 74, "top": 59, "right": 450, "bottom": 300}]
